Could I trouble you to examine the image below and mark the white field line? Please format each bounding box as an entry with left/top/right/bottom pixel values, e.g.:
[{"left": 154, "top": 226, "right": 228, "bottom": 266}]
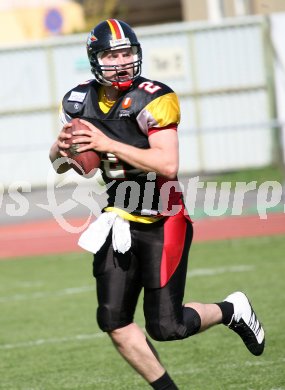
[
  {"left": 0, "top": 332, "right": 105, "bottom": 350},
  {"left": 0, "top": 280, "right": 44, "bottom": 294},
  {"left": 0, "top": 265, "right": 255, "bottom": 351},
  {"left": 14, "top": 281, "right": 44, "bottom": 288},
  {"left": 0, "top": 285, "right": 95, "bottom": 303},
  {"left": 187, "top": 264, "right": 254, "bottom": 277},
  {"left": 173, "top": 358, "right": 285, "bottom": 375},
  {"left": 0, "top": 265, "right": 253, "bottom": 304}
]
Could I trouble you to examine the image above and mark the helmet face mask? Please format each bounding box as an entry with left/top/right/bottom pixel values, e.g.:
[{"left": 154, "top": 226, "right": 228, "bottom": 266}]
[{"left": 86, "top": 19, "right": 142, "bottom": 90}]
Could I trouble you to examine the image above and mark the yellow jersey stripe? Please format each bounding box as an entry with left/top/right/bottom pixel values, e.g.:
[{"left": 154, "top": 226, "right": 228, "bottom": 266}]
[{"left": 104, "top": 207, "right": 163, "bottom": 224}]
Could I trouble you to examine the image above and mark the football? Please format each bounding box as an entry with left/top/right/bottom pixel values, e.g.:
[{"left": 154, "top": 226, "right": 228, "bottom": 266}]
[{"left": 64, "top": 118, "right": 101, "bottom": 175}]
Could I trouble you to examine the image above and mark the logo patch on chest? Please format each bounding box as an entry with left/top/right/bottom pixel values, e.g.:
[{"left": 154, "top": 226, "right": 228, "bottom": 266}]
[
  {"left": 122, "top": 97, "right": 132, "bottom": 109},
  {"left": 68, "top": 91, "right": 86, "bottom": 103}
]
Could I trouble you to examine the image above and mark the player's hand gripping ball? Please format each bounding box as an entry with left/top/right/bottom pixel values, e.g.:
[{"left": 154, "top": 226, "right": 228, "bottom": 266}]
[{"left": 65, "top": 118, "right": 101, "bottom": 175}]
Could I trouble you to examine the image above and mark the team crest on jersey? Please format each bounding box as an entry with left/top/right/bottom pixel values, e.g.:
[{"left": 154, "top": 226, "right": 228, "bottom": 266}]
[
  {"left": 122, "top": 97, "right": 132, "bottom": 109},
  {"left": 119, "top": 97, "right": 132, "bottom": 117}
]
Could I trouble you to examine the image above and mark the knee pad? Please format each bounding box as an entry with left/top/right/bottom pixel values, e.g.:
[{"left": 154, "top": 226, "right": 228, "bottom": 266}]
[
  {"left": 146, "top": 319, "right": 189, "bottom": 342},
  {"left": 146, "top": 307, "right": 201, "bottom": 341},
  {"left": 146, "top": 322, "right": 168, "bottom": 341},
  {"left": 97, "top": 306, "right": 112, "bottom": 332},
  {"left": 97, "top": 305, "right": 131, "bottom": 332},
  {"left": 183, "top": 306, "right": 201, "bottom": 336}
]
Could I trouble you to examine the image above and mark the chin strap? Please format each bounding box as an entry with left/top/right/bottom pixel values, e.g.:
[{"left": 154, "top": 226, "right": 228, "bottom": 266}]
[{"left": 112, "top": 80, "right": 133, "bottom": 91}]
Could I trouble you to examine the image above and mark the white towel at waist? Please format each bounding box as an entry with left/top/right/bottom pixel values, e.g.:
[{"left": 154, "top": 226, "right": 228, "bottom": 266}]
[{"left": 78, "top": 212, "right": 131, "bottom": 254}]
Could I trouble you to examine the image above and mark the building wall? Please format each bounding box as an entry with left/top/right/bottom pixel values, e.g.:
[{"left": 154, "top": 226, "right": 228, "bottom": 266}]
[
  {"left": 181, "top": 0, "right": 285, "bottom": 22},
  {"left": 1, "top": 15, "right": 281, "bottom": 187},
  {"left": 181, "top": 0, "right": 208, "bottom": 22},
  {"left": 0, "top": 1, "right": 85, "bottom": 44},
  {"left": 253, "top": 0, "right": 285, "bottom": 14},
  {"left": 117, "top": 0, "right": 182, "bottom": 26},
  {"left": 223, "top": 0, "right": 236, "bottom": 17}
]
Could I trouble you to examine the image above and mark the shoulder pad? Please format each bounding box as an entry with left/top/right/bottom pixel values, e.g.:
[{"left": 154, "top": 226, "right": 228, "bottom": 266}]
[{"left": 62, "top": 80, "right": 96, "bottom": 117}]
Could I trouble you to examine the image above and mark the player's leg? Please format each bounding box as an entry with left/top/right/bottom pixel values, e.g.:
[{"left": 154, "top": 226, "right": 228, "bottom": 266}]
[
  {"left": 93, "top": 234, "right": 141, "bottom": 331},
  {"left": 143, "top": 221, "right": 202, "bottom": 341},
  {"left": 93, "top": 232, "right": 177, "bottom": 388},
  {"left": 184, "top": 302, "right": 223, "bottom": 331},
  {"left": 110, "top": 324, "right": 179, "bottom": 389},
  {"left": 109, "top": 323, "right": 168, "bottom": 384},
  {"left": 189, "top": 293, "right": 265, "bottom": 355},
  {"left": 175, "top": 296, "right": 264, "bottom": 356},
  {"left": 141, "top": 211, "right": 203, "bottom": 341},
  {"left": 141, "top": 212, "right": 264, "bottom": 356}
]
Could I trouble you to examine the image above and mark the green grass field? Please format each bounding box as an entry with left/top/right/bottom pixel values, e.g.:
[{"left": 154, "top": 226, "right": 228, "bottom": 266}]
[
  {"left": 1, "top": 234, "right": 284, "bottom": 390},
  {"left": 204, "top": 165, "right": 285, "bottom": 186}
]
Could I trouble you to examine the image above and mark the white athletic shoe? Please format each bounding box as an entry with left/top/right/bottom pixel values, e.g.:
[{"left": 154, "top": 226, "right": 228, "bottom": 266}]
[{"left": 224, "top": 291, "right": 265, "bottom": 356}]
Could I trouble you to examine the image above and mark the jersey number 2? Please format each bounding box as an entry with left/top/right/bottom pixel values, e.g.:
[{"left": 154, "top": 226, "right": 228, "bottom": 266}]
[{"left": 138, "top": 81, "right": 161, "bottom": 94}]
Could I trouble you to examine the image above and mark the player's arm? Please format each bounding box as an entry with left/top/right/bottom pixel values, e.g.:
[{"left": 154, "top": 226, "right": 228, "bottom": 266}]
[
  {"left": 49, "top": 123, "right": 73, "bottom": 174},
  {"left": 74, "top": 121, "right": 179, "bottom": 179},
  {"left": 109, "top": 128, "right": 179, "bottom": 179},
  {"left": 74, "top": 90, "right": 180, "bottom": 178}
]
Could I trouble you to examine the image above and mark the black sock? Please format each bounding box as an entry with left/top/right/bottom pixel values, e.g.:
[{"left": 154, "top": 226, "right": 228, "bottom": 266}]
[
  {"left": 150, "top": 371, "right": 179, "bottom": 390},
  {"left": 216, "top": 301, "right": 234, "bottom": 325}
]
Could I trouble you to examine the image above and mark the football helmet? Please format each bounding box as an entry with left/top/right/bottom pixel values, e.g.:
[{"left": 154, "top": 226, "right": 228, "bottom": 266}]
[{"left": 86, "top": 19, "right": 142, "bottom": 90}]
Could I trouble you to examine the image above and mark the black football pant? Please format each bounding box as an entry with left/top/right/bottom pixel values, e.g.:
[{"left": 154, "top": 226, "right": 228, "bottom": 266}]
[{"left": 92, "top": 209, "right": 200, "bottom": 340}]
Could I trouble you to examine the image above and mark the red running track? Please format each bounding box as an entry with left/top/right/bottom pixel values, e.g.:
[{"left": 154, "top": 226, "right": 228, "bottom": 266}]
[{"left": 0, "top": 213, "right": 285, "bottom": 259}]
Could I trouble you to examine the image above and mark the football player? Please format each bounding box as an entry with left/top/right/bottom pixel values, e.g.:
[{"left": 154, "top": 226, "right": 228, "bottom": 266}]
[{"left": 49, "top": 19, "right": 265, "bottom": 389}]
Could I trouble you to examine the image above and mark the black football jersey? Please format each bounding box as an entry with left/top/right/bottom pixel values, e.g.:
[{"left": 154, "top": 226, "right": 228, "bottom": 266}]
[{"left": 61, "top": 76, "right": 183, "bottom": 216}]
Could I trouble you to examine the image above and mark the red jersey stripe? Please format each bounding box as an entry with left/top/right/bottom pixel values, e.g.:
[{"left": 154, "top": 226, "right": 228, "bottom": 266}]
[
  {"left": 107, "top": 19, "right": 123, "bottom": 39},
  {"left": 148, "top": 124, "right": 178, "bottom": 136}
]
